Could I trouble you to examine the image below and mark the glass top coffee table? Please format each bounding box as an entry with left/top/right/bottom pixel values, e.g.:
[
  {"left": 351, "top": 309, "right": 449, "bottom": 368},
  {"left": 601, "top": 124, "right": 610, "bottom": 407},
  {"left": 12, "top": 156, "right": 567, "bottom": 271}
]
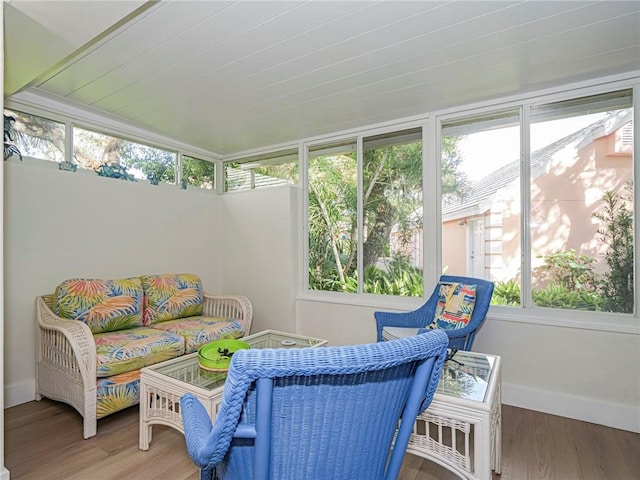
[{"left": 139, "top": 329, "right": 327, "bottom": 450}]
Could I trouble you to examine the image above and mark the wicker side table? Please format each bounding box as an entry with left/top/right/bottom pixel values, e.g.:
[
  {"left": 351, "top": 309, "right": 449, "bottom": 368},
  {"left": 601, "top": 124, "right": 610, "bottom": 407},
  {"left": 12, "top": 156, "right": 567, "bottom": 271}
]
[{"left": 406, "top": 351, "right": 502, "bottom": 480}]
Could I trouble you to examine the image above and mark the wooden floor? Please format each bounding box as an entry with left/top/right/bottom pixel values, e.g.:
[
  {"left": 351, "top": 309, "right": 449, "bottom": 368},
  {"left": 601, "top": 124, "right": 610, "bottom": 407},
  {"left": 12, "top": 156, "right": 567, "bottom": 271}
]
[{"left": 4, "top": 399, "right": 640, "bottom": 480}]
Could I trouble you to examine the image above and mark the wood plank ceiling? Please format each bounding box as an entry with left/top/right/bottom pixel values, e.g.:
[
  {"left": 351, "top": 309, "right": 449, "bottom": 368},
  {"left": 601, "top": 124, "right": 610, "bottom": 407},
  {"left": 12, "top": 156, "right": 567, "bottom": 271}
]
[{"left": 4, "top": 0, "right": 640, "bottom": 155}]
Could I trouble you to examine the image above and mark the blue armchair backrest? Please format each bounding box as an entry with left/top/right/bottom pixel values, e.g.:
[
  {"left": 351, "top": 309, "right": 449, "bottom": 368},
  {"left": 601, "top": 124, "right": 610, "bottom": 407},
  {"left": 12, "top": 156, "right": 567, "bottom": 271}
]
[
  {"left": 181, "top": 330, "right": 449, "bottom": 480},
  {"left": 375, "top": 275, "right": 495, "bottom": 350}
]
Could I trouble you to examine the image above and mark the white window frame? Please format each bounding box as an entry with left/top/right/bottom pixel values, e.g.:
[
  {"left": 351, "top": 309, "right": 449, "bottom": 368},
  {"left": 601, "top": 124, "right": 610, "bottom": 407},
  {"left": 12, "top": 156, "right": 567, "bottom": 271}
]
[
  {"left": 4, "top": 93, "right": 221, "bottom": 192},
  {"left": 298, "top": 75, "right": 639, "bottom": 335}
]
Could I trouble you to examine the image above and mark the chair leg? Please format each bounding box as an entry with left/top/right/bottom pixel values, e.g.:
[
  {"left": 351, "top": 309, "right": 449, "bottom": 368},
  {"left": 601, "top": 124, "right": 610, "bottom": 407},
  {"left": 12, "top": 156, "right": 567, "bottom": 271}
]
[{"left": 200, "top": 469, "right": 214, "bottom": 480}]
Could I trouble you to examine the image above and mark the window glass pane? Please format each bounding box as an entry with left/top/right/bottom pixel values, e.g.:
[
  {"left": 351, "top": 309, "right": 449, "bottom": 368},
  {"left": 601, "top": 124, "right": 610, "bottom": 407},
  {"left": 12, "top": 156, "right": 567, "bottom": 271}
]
[
  {"left": 4, "top": 109, "right": 65, "bottom": 162},
  {"left": 225, "top": 149, "right": 298, "bottom": 192},
  {"left": 307, "top": 140, "right": 357, "bottom": 292},
  {"left": 362, "top": 128, "right": 423, "bottom": 296},
  {"left": 530, "top": 90, "right": 634, "bottom": 313},
  {"left": 73, "top": 127, "right": 176, "bottom": 183},
  {"left": 441, "top": 109, "right": 521, "bottom": 306},
  {"left": 183, "top": 155, "right": 215, "bottom": 190}
]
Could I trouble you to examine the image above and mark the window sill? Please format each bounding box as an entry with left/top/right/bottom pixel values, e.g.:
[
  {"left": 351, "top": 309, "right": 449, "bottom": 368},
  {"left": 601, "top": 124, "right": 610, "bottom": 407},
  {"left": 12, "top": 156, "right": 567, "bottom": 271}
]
[{"left": 297, "top": 291, "right": 640, "bottom": 335}]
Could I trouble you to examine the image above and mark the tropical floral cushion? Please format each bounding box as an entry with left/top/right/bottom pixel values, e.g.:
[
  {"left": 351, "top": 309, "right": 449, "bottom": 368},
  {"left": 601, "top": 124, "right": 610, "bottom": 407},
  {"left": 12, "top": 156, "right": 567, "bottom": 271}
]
[
  {"left": 96, "top": 370, "right": 141, "bottom": 419},
  {"left": 141, "top": 273, "right": 204, "bottom": 325},
  {"left": 94, "top": 327, "right": 184, "bottom": 377},
  {"left": 54, "top": 277, "right": 144, "bottom": 334},
  {"left": 150, "top": 316, "right": 243, "bottom": 354},
  {"left": 433, "top": 282, "right": 477, "bottom": 330}
]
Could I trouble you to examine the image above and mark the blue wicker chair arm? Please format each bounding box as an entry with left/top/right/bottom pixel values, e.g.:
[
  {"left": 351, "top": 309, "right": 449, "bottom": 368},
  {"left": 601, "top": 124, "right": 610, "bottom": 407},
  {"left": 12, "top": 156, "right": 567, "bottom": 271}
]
[
  {"left": 180, "top": 393, "right": 224, "bottom": 473},
  {"left": 375, "top": 304, "right": 436, "bottom": 341}
]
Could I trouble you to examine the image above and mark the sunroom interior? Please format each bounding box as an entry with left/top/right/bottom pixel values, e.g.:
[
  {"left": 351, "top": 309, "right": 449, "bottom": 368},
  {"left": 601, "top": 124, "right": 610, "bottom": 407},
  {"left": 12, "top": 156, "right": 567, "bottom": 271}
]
[{"left": 1, "top": 1, "right": 639, "bottom": 477}]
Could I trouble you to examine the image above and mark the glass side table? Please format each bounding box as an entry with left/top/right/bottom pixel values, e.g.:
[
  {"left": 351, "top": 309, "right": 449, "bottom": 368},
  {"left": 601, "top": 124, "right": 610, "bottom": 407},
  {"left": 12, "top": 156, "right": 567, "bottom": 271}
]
[{"left": 406, "top": 350, "right": 502, "bottom": 480}]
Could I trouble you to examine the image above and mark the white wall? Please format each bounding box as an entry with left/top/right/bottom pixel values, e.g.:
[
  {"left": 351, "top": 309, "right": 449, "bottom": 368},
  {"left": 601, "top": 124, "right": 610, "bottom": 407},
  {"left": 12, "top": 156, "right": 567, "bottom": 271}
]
[
  {"left": 472, "top": 319, "right": 640, "bottom": 433},
  {"left": 221, "top": 186, "right": 299, "bottom": 335},
  {"left": 296, "top": 300, "right": 640, "bottom": 433},
  {"left": 3, "top": 159, "right": 223, "bottom": 406}
]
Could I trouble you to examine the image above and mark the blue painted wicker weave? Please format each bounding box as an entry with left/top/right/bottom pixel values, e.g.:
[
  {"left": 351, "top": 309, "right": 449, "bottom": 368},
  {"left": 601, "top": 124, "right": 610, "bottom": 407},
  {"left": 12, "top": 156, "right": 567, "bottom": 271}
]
[
  {"left": 375, "top": 275, "right": 495, "bottom": 351},
  {"left": 180, "top": 330, "right": 448, "bottom": 480}
]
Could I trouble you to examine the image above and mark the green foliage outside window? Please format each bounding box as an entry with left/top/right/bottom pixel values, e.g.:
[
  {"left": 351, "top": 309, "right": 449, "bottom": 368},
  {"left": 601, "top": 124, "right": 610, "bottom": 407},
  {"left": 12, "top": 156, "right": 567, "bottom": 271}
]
[
  {"left": 183, "top": 155, "right": 215, "bottom": 189},
  {"left": 308, "top": 133, "right": 469, "bottom": 296},
  {"left": 593, "top": 182, "right": 634, "bottom": 313},
  {"left": 118, "top": 141, "right": 176, "bottom": 184}
]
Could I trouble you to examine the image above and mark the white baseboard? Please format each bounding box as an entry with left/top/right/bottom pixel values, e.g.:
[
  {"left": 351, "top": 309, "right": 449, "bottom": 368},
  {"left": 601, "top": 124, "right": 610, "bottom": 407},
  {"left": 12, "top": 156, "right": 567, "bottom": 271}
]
[
  {"left": 503, "top": 382, "right": 640, "bottom": 433},
  {"left": 0, "top": 466, "right": 10, "bottom": 480},
  {"left": 4, "top": 379, "right": 35, "bottom": 408}
]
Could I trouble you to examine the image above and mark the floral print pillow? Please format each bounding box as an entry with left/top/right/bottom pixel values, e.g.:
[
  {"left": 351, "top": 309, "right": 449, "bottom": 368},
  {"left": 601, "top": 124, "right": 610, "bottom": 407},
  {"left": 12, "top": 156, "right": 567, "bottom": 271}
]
[
  {"left": 141, "top": 273, "right": 204, "bottom": 325},
  {"left": 54, "top": 277, "right": 144, "bottom": 334},
  {"left": 432, "top": 282, "right": 477, "bottom": 330}
]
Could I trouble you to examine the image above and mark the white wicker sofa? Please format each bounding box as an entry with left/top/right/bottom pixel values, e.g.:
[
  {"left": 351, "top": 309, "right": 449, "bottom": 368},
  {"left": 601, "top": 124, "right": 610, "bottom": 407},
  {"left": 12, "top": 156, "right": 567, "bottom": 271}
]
[{"left": 35, "top": 273, "right": 252, "bottom": 439}]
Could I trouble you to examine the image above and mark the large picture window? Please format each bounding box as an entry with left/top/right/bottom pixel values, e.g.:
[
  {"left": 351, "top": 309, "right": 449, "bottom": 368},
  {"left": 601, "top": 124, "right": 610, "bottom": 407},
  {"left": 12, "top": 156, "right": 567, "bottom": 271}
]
[
  {"left": 304, "top": 85, "right": 635, "bottom": 322},
  {"left": 307, "top": 140, "right": 358, "bottom": 292},
  {"left": 307, "top": 128, "right": 424, "bottom": 297},
  {"left": 441, "top": 109, "right": 521, "bottom": 305},
  {"left": 439, "top": 90, "right": 635, "bottom": 315},
  {"left": 529, "top": 90, "right": 634, "bottom": 313}
]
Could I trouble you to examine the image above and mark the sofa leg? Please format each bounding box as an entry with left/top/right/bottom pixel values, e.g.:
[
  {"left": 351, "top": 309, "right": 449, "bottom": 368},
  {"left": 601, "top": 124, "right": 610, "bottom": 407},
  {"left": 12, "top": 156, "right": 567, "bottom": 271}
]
[
  {"left": 84, "top": 388, "right": 97, "bottom": 439},
  {"left": 83, "top": 417, "right": 97, "bottom": 439}
]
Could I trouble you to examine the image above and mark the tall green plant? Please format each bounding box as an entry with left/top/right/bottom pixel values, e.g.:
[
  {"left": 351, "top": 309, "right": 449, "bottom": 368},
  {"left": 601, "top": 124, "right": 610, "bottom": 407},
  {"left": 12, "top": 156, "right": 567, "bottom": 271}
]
[{"left": 593, "top": 182, "right": 634, "bottom": 313}]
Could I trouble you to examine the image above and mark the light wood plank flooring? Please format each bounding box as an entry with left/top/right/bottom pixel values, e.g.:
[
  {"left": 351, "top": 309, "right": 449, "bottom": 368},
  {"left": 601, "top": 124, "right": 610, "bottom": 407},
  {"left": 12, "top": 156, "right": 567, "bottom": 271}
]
[{"left": 5, "top": 399, "right": 639, "bottom": 479}]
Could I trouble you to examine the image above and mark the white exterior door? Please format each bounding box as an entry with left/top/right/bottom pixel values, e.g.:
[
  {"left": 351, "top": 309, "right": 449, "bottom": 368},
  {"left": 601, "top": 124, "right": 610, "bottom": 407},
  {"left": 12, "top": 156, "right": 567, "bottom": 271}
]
[{"left": 469, "top": 218, "right": 486, "bottom": 278}]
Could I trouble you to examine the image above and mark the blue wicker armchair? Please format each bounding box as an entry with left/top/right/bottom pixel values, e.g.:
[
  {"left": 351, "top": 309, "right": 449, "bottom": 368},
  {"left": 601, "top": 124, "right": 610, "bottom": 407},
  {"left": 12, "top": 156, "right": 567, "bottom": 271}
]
[
  {"left": 180, "top": 330, "right": 448, "bottom": 480},
  {"left": 375, "top": 275, "right": 494, "bottom": 351}
]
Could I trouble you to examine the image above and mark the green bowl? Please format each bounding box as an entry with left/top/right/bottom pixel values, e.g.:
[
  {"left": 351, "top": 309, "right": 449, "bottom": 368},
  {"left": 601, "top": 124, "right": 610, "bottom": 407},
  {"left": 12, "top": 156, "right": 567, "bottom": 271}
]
[{"left": 198, "top": 339, "right": 250, "bottom": 371}]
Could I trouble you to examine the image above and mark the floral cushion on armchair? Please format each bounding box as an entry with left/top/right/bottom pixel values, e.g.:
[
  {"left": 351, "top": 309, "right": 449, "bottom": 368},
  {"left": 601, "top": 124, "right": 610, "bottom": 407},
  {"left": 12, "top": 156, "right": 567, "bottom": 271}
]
[
  {"left": 141, "top": 273, "right": 204, "bottom": 325},
  {"left": 54, "top": 277, "right": 144, "bottom": 334}
]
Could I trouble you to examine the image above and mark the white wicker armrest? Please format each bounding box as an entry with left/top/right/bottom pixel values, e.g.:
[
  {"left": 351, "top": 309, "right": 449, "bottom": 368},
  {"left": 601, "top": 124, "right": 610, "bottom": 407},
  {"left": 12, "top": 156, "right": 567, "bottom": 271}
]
[
  {"left": 36, "top": 296, "right": 96, "bottom": 386},
  {"left": 202, "top": 293, "right": 253, "bottom": 336},
  {"left": 36, "top": 295, "right": 98, "bottom": 438}
]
